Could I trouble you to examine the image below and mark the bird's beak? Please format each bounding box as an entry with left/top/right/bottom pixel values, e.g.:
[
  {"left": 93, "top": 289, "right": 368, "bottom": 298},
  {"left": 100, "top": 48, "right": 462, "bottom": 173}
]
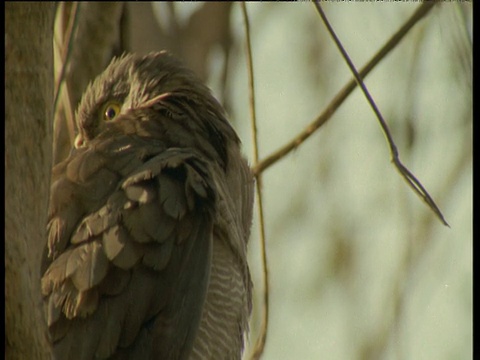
[{"left": 74, "top": 133, "right": 85, "bottom": 149}]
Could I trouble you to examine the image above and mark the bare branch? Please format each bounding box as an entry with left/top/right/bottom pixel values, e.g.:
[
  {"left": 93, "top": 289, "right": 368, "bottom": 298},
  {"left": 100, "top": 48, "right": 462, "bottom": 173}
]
[
  {"left": 53, "top": 3, "right": 80, "bottom": 163},
  {"left": 53, "top": 2, "right": 79, "bottom": 112},
  {"left": 313, "top": 1, "right": 447, "bottom": 226},
  {"left": 253, "top": 2, "right": 436, "bottom": 175},
  {"left": 241, "top": 3, "right": 269, "bottom": 360}
]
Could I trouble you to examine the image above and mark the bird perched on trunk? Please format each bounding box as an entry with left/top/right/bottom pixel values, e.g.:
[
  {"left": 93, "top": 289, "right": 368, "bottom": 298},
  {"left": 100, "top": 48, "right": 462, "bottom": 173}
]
[{"left": 41, "top": 51, "right": 254, "bottom": 359}]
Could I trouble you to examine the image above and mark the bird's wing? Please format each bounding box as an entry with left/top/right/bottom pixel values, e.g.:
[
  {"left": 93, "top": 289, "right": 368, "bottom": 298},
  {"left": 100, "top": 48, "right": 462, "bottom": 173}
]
[{"left": 41, "top": 133, "right": 215, "bottom": 359}]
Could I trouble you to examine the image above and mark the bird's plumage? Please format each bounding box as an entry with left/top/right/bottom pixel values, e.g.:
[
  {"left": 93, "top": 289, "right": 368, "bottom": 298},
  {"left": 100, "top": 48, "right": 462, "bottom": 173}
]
[{"left": 42, "top": 52, "right": 253, "bottom": 359}]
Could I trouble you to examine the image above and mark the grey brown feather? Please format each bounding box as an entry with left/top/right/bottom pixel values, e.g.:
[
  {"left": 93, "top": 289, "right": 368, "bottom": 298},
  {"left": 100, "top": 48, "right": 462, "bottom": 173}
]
[{"left": 42, "top": 52, "right": 254, "bottom": 359}]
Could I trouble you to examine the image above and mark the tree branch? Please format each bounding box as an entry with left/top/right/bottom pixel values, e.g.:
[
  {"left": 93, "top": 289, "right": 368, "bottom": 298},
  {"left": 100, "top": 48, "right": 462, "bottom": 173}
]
[
  {"left": 241, "top": 3, "right": 270, "bottom": 360},
  {"left": 253, "top": 2, "right": 437, "bottom": 175},
  {"left": 313, "top": 1, "right": 447, "bottom": 226}
]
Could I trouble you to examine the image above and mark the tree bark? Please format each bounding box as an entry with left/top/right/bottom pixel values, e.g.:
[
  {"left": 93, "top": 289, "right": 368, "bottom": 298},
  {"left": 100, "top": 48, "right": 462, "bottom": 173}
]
[{"left": 5, "top": 3, "right": 55, "bottom": 359}]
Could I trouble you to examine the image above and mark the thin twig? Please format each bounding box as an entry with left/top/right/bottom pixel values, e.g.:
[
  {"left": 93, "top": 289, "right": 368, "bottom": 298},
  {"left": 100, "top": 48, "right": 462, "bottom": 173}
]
[
  {"left": 313, "top": 1, "right": 448, "bottom": 227},
  {"left": 253, "top": 2, "right": 436, "bottom": 175},
  {"left": 241, "top": 3, "right": 269, "bottom": 360},
  {"left": 53, "top": 2, "right": 80, "bottom": 113}
]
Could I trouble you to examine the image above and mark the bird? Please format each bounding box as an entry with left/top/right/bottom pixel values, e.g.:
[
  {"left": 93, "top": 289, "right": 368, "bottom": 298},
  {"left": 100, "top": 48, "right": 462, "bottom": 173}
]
[{"left": 41, "top": 51, "right": 254, "bottom": 359}]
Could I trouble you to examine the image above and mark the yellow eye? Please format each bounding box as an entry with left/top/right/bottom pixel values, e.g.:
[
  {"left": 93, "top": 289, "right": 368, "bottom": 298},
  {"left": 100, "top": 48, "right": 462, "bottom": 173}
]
[{"left": 102, "top": 101, "right": 122, "bottom": 121}]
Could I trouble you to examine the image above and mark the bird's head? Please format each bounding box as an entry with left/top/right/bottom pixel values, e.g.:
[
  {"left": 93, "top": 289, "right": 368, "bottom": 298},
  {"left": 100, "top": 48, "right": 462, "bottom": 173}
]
[{"left": 74, "top": 51, "right": 238, "bottom": 168}]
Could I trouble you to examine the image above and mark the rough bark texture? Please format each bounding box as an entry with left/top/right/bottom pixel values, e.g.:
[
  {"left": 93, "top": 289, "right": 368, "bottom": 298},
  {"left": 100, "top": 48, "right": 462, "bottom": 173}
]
[{"left": 5, "top": 2, "right": 55, "bottom": 360}]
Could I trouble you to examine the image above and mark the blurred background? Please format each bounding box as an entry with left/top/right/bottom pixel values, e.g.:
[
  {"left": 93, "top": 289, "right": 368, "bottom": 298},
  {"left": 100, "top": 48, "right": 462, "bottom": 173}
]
[{"left": 53, "top": 2, "right": 472, "bottom": 359}]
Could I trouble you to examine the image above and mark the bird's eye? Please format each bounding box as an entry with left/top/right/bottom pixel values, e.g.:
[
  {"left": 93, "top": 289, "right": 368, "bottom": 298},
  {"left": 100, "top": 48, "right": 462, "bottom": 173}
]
[{"left": 102, "top": 101, "right": 122, "bottom": 121}]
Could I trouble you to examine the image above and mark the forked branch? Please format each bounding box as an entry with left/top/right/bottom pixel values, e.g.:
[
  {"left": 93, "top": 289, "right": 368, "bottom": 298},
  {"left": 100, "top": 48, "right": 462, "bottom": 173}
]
[
  {"left": 313, "top": 1, "right": 448, "bottom": 226},
  {"left": 252, "top": 2, "right": 447, "bottom": 227},
  {"left": 253, "top": 2, "right": 436, "bottom": 175}
]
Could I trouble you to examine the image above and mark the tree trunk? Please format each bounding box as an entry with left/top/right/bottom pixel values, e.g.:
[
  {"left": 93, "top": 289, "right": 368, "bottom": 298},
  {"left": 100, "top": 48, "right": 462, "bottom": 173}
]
[{"left": 5, "top": 3, "right": 55, "bottom": 359}]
